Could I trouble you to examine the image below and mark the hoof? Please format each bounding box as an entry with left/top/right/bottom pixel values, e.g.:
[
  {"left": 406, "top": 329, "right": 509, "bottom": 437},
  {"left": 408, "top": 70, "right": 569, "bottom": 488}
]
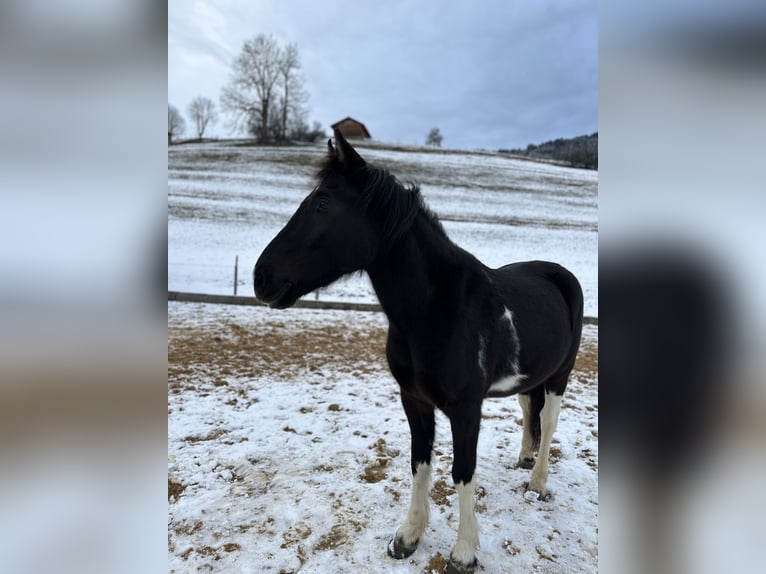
[
  {"left": 387, "top": 536, "right": 418, "bottom": 559},
  {"left": 518, "top": 457, "right": 535, "bottom": 469},
  {"left": 446, "top": 556, "right": 478, "bottom": 573},
  {"left": 524, "top": 484, "right": 552, "bottom": 502}
]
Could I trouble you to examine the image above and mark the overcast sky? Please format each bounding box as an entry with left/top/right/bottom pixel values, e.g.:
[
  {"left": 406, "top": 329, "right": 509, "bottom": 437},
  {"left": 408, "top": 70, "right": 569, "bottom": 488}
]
[{"left": 169, "top": 0, "right": 597, "bottom": 150}]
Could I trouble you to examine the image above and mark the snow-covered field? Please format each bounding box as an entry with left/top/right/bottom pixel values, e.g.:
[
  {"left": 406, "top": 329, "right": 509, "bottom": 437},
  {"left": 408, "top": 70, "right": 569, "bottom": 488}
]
[
  {"left": 168, "top": 302, "right": 598, "bottom": 573},
  {"left": 168, "top": 141, "right": 598, "bottom": 572},
  {"left": 168, "top": 141, "right": 598, "bottom": 316}
]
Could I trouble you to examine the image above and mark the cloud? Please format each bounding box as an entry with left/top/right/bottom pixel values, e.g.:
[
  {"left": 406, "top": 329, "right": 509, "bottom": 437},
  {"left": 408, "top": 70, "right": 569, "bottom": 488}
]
[{"left": 168, "top": 0, "right": 597, "bottom": 148}]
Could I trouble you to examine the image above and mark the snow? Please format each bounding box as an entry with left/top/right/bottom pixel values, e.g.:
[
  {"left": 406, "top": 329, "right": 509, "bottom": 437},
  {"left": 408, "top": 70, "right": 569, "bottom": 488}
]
[
  {"left": 168, "top": 302, "right": 598, "bottom": 573},
  {"left": 168, "top": 142, "right": 598, "bottom": 316},
  {"left": 168, "top": 141, "right": 598, "bottom": 572}
]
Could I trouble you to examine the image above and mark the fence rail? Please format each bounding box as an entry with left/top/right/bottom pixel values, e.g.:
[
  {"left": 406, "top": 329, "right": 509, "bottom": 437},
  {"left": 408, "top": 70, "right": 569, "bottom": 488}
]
[
  {"left": 168, "top": 291, "right": 598, "bottom": 325},
  {"left": 168, "top": 291, "right": 382, "bottom": 313}
]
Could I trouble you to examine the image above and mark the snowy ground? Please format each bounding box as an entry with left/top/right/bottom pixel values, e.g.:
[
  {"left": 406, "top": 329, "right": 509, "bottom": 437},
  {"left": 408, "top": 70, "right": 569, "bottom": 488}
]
[
  {"left": 168, "top": 141, "right": 598, "bottom": 316},
  {"left": 168, "top": 301, "right": 598, "bottom": 573}
]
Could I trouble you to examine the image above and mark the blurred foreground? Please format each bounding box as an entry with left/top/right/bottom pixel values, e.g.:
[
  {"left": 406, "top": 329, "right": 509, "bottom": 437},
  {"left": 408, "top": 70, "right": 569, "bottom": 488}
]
[
  {"left": 600, "top": 3, "right": 766, "bottom": 572},
  {"left": 0, "top": 2, "right": 167, "bottom": 573}
]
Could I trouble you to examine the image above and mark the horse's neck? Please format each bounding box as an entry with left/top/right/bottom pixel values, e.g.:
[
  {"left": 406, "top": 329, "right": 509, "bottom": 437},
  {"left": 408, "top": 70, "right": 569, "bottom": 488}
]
[{"left": 366, "top": 215, "right": 465, "bottom": 328}]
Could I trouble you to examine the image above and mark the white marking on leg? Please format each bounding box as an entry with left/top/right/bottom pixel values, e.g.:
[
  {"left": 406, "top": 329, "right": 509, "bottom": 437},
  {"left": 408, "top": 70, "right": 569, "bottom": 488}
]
[
  {"left": 518, "top": 394, "right": 536, "bottom": 462},
  {"left": 529, "top": 392, "right": 562, "bottom": 493},
  {"left": 451, "top": 479, "right": 479, "bottom": 565},
  {"left": 395, "top": 462, "right": 431, "bottom": 545}
]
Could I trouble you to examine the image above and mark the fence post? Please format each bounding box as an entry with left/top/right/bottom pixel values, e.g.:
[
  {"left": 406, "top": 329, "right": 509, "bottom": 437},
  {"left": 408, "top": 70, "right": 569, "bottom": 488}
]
[{"left": 234, "top": 255, "right": 238, "bottom": 296}]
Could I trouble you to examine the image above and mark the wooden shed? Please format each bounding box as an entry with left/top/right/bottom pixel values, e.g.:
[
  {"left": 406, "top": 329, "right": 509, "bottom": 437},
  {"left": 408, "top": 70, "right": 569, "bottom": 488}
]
[{"left": 331, "top": 117, "right": 371, "bottom": 139}]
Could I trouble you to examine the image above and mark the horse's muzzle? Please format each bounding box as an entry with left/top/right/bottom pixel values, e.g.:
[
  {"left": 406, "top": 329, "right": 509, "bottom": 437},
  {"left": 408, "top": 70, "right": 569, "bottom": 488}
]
[{"left": 253, "top": 264, "right": 297, "bottom": 309}]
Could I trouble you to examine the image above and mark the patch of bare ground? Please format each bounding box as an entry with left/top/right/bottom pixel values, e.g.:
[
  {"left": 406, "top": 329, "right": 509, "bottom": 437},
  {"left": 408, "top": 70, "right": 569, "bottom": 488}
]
[
  {"left": 579, "top": 447, "right": 598, "bottom": 470},
  {"left": 431, "top": 478, "right": 453, "bottom": 506},
  {"left": 168, "top": 317, "right": 388, "bottom": 391},
  {"left": 168, "top": 477, "right": 185, "bottom": 501},
  {"left": 173, "top": 519, "right": 203, "bottom": 536},
  {"left": 281, "top": 523, "right": 313, "bottom": 547},
  {"left": 361, "top": 438, "right": 401, "bottom": 483},
  {"left": 279, "top": 523, "right": 311, "bottom": 569},
  {"left": 184, "top": 543, "right": 239, "bottom": 562},
  {"left": 183, "top": 428, "right": 228, "bottom": 443},
  {"left": 574, "top": 335, "right": 597, "bottom": 383},
  {"left": 502, "top": 538, "right": 521, "bottom": 556},
  {"left": 424, "top": 552, "right": 449, "bottom": 573},
  {"left": 535, "top": 544, "right": 558, "bottom": 562},
  {"left": 385, "top": 484, "right": 402, "bottom": 502},
  {"left": 314, "top": 523, "right": 348, "bottom": 551}
]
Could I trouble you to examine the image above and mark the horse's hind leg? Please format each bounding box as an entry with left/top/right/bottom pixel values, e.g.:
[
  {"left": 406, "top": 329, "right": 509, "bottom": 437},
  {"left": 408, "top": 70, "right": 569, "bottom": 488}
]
[
  {"left": 527, "top": 374, "right": 569, "bottom": 496},
  {"left": 388, "top": 394, "right": 434, "bottom": 559},
  {"left": 517, "top": 386, "right": 544, "bottom": 469},
  {"left": 527, "top": 390, "right": 562, "bottom": 495}
]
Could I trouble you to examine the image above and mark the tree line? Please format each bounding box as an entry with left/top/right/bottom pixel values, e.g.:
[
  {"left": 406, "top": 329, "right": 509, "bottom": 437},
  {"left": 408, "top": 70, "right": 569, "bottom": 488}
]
[
  {"left": 169, "top": 34, "right": 324, "bottom": 145},
  {"left": 500, "top": 132, "right": 598, "bottom": 169}
]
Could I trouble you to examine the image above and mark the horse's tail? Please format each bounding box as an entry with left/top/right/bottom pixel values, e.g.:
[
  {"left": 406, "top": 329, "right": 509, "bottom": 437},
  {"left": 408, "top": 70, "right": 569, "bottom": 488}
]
[
  {"left": 528, "top": 385, "right": 545, "bottom": 450},
  {"left": 550, "top": 265, "right": 584, "bottom": 359},
  {"left": 530, "top": 269, "right": 583, "bottom": 449},
  {"left": 556, "top": 266, "right": 584, "bottom": 335},
  {"left": 542, "top": 265, "right": 585, "bottom": 398}
]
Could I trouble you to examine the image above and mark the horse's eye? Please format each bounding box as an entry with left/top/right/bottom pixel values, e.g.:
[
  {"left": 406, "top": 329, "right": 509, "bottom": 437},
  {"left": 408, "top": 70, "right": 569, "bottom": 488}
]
[{"left": 316, "top": 196, "right": 329, "bottom": 212}]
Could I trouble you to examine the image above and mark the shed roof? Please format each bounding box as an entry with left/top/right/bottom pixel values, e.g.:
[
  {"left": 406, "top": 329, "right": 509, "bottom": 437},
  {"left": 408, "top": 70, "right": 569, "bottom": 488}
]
[{"left": 330, "top": 117, "right": 371, "bottom": 138}]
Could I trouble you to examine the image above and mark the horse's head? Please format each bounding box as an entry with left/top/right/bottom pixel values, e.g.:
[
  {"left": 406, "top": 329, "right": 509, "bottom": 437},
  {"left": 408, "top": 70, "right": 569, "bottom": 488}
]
[{"left": 253, "top": 130, "right": 382, "bottom": 308}]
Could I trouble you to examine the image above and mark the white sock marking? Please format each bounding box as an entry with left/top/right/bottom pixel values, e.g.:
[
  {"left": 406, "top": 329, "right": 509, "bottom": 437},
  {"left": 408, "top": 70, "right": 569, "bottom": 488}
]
[
  {"left": 529, "top": 392, "right": 562, "bottom": 493},
  {"left": 451, "top": 479, "right": 479, "bottom": 564},
  {"left": 395, "top": 462, "right": 431, "bottom": 545}
]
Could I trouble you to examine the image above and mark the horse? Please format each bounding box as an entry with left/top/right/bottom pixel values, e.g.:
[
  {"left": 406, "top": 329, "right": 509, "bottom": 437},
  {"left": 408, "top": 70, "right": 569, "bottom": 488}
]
[{"left": 253, "top": 130, "right": 583, "bottom": 573}]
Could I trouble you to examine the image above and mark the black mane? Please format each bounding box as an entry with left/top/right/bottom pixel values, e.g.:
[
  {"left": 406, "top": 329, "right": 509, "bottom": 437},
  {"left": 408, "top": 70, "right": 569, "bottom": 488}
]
[{"left": 316, "top": 155, "right": 446, "bottom": 248}]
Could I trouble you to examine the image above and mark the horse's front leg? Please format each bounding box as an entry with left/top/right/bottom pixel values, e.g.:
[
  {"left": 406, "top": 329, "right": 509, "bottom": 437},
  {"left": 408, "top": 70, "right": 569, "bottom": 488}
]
[
  {"left": 446, "top": 405, "right": 482, "bottom": 573},
  {"left": 388, "top": 393, "right": 435, "bottom": 559}
]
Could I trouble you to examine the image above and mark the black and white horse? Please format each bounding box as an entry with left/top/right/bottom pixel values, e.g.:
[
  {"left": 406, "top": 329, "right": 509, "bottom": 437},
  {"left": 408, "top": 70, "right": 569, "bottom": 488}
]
[{"left": 253, "top": 131, "right": 583, "bottom": 573}]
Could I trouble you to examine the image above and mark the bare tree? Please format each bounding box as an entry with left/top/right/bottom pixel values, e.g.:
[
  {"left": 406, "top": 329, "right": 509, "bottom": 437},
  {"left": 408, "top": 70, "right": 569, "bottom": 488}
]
[
  {"left": 221, "top": 34, "right": 281, "bottom": 142},
  {"left": 168, "top": 104, "right": 186, "bottom": 144},
  {"left": 426, "top": 127, "right": 443, "bottom": 147},
  {"left": 276, "top": 43, "right": 308, "bottom": 141},
  {"left": 221, "top": 35, "right": 312, "bottom": 143},
  {"left": 187, "top": 97, "right": 217, "bottom": 140}
]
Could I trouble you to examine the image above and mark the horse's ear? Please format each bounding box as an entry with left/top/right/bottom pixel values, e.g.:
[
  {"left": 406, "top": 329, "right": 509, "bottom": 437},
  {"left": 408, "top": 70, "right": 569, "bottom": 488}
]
[{"left": 333, "top": 128, "right": 366, "bottom": 170}]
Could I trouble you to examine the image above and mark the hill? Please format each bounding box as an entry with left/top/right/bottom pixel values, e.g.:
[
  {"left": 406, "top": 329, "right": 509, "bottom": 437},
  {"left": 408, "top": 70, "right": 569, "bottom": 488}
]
[
  {"left": 501, "top": 132, "right": 598, "bottom": 170},
  {"left": 169, "top": 141, "right": 598, "bottom": 316}
]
